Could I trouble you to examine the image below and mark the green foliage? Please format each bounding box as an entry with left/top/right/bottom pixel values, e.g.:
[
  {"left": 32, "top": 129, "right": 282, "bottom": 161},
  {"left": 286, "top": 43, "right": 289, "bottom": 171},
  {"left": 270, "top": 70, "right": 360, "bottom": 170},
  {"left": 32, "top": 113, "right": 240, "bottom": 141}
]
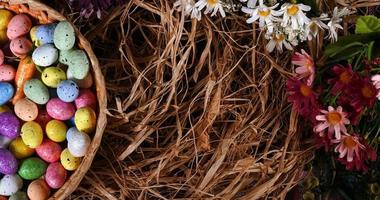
[{"left": 355, "top": 15, "right": 380, "bottom": 34}]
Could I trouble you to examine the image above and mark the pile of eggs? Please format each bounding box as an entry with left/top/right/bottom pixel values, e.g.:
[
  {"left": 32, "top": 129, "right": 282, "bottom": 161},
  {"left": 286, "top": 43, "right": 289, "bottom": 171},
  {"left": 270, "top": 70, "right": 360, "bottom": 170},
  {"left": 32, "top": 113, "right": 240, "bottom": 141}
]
[{"left": 0, "top": 9, "right": 97, "bottom": 200}]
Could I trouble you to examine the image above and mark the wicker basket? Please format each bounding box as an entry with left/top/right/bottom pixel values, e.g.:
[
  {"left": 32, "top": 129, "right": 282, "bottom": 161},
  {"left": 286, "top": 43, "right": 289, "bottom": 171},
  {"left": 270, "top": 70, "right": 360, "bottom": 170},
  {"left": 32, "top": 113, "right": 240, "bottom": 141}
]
[{"left": 0, "top": 0, "right": 107, "bottom": 199}]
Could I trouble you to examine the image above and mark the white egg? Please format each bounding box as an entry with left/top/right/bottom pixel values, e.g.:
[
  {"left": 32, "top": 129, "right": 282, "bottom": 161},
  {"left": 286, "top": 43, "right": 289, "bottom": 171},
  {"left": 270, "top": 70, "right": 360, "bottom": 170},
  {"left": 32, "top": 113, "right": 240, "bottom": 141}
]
[
  {"left": 66, "top": 127, "right": 91, "bottom": 157},
  {"left": 32, "top": 44, "right": 58, "bottom": 67},
  {"left": 0, "top": 174, "right": 23, "bottom": 196}
]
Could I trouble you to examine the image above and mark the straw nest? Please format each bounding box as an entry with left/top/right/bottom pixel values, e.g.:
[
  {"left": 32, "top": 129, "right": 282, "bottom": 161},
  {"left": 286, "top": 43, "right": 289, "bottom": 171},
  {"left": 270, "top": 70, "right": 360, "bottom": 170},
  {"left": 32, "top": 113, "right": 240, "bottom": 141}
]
[{"left": 49, "top": 0, "right": 380, "bottom": 199}]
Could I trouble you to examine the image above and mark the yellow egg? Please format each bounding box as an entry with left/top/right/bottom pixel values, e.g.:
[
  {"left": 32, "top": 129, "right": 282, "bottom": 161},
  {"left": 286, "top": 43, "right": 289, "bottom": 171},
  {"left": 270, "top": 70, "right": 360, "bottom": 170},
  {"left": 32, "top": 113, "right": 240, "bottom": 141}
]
[
  {"left": 46, "top": 120, "right": 67, "bottom": 142},
  {"left": 21, "top": 121, "right": 43, "bottom": 148},
  {"left": 0, "top": 29, "right": 8, "bottom": 44},
  {"left": 0, "top": 10, "right": 13, "bottom": 30},
  {"left": 0, "top": 105, "right": 10, "bottom": 113},
  {"left": 75, "top": 107, "right": 97, "bottom": 133},
  {"left": 60, "top": 148, "right": 80, "bottom": 171},
  {"left": 30, "top": 26, "right": 40, "bottom": 47},
  {"left": 41, "top": 67, "right": 66, "bottom": 88},
  {"left": 9, "top": 137, "right": 35, "bottom": 159}
]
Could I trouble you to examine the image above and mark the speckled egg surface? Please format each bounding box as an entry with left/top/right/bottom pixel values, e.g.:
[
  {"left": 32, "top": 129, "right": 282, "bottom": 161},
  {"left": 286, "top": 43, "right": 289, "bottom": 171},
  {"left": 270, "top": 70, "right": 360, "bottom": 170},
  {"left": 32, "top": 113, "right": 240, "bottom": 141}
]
[{"left": 0, "top": 9, "right": 98, "bottom": 198}]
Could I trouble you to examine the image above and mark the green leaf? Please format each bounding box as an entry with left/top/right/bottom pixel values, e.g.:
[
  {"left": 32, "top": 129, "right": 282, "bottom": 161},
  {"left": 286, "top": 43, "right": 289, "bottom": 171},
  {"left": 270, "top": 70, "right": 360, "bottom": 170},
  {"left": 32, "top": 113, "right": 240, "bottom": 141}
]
[{"left": 355, "top": 15, "right": 380, "bottom": 34}]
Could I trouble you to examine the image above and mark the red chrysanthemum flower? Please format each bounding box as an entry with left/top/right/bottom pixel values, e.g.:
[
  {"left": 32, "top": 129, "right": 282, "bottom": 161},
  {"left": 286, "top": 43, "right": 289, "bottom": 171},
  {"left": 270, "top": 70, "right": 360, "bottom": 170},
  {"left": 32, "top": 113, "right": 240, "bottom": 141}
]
[
  {"left": 350, "top": 76, "right": 378, "bottom": 108},
  {"left": 337, "top": 99, "right": 363, "bottom": 125},
  {"left": 328, "top": 65, "right": 358, "bottom": 95},
  {"left": 286, "top": 78, "right": 319, "bottom": 121}
]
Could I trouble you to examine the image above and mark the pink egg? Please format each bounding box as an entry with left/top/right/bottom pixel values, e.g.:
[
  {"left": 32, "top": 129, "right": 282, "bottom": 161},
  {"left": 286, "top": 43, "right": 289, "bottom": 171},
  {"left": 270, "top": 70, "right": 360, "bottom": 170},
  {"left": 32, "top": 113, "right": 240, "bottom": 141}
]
[
  {"left": 75, "top": 89, "right": 97, "bottom": 110},
  {"left": 10, "top": 37, "right": 32, "bottom": 58},
  {"left": 36, "top": 139, "right": 62, "bottom": 163},
  {"left": 7, "top": 14, "right": 32, "bottom": 40},
  {"left": 0, "top": 49, "right": 4, "bottom": 65},
  {"left": 35, "top": 109, "right": 52, "bottom": 130},
  {"left": 0, "top": 64, "right": 16, "bottom": 81},
  {"left": 45, "top": 162, "right": 67, "bottom": 189},
  {"left": 46, "top": 98, "right": 75, "bottom": 121}
]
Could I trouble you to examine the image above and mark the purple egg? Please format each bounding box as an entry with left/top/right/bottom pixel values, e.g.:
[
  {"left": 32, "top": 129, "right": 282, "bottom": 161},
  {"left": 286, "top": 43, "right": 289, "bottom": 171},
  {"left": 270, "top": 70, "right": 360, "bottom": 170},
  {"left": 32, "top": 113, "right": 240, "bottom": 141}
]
[
  {"left": 0, "top": 112, "right": 20, "bottom": 139},
  {"left": 0, "top": 148, "right": 18, "bottom": 174}
]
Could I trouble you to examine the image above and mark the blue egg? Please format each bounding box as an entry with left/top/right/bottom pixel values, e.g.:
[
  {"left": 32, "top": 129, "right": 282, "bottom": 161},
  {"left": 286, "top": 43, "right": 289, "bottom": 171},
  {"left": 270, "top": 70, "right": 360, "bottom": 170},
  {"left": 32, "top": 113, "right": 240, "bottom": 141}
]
[
  {"left": 0, "top": 82, "right": 14, "bottom": 105},
  {"left": 36, "top": 24, "right": 57, "bottom": 45},
  {"left": 57, "top": 80, "right": 79, "bottom": 102}
]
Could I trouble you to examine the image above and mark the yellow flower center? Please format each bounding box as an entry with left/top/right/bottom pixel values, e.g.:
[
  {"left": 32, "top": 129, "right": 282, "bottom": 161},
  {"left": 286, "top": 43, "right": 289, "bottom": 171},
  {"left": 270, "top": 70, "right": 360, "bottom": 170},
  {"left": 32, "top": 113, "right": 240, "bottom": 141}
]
[
  {"left": 274, "top": 33, "right": 285, "bottom": 42},
  {"left": 339, "top": 71, "right": 352, "bottom": 84},
  {"left": 327, "top": 111, "right": 342, "bottom": 125},
  {"left": 207, "top": 0, "right": 218, "bottom": 5},
  {"left": 258, "top": 8, "right": 271, "bottom": 17},
  {"left": 343, "top": 136, "right": 357, "bottom": 149},
  {"left": 300, "top": 84, "right": 312, "bottom": 97},
  {"left": 361, "top": 85, "right": 374, "bottom": 98},
  {"left": 287, "top": 5, "right": 299, "bottom": 16}
]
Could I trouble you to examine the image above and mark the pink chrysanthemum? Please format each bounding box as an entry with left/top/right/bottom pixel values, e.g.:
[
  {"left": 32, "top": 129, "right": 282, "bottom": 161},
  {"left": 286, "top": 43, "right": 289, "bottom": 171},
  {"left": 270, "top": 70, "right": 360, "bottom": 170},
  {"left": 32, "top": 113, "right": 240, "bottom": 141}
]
[
  {"left": 314, "top": 106, "right": 349, "bottom": 140},
  {"left": 292, "top": 49, "right": 315, "bottom": 85},
  {"left": 286, "top": 78, "right": 319, "bottom": 121},
  {"left": 371, "top": 74, "right": 380, "bottom": 99},
  {"left": 351, "top": 77, "right": 377, "bottom": 108},
  {"left": 328, "top": 65, "right": 358, "bottom": 95}
]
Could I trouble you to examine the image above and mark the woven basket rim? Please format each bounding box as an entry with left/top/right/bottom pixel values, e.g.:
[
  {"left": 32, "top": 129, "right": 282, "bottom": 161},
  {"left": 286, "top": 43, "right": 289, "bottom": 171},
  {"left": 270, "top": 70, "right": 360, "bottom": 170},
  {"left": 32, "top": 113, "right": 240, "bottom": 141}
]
[{"left": 0, "top": 0, "right": 107, "bottom": 199}]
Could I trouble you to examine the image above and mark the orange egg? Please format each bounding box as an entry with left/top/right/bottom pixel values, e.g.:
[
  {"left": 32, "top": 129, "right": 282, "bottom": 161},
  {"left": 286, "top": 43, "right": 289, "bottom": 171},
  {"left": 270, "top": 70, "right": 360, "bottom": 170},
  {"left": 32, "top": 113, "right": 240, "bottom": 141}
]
[
  {"left": 14, "top": 98, "right": 39, "bottom": 121},
  {"left": 27, "top": 179, "right": 50, "bottom": 200}
]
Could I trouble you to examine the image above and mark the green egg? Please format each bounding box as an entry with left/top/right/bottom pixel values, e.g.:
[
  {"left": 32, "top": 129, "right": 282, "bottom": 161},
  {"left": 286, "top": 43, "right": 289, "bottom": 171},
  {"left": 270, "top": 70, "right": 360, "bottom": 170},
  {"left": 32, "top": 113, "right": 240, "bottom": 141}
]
[
  {"left": 59, "top": 48, "right": 75, "bottom": 65},
  {"left": 53, "top": 21, "right": 75, "bottom": 50},
  {"left": 18, "top": 157, "right": 47, "bottom": 180},
  {"left": 68, "top": 50, "right": 90, "bottom": 79},
  {"left": 41, "top": 67, "right": 67, "bottom": 88},
  {"left": 23, "top": 79, "right": 50, "bottom": 104},
  {"left": 9, "top": 191, "right": 28, "bottom": 200}
]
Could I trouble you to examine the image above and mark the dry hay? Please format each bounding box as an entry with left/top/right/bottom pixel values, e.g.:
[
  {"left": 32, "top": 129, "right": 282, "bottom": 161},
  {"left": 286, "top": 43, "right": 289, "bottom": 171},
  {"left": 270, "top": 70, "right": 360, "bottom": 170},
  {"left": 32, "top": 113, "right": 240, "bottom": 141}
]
[{"left": 49, "top": 0, "right": 317, "bottom": 199}]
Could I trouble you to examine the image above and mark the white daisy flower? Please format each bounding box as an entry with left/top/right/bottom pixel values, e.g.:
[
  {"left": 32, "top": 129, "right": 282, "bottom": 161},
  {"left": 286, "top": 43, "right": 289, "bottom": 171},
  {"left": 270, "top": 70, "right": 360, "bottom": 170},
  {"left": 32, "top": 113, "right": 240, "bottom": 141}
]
[
  {"left": 305, "top": 13, "right": 329, "bottom": 40},
  {"left": 242, "top": 0, "right": 281, "bottom": 33},
  {"left": 239, "top": 0, "right": 258, "bottom": 8},
  {"left": 326, "top": 7, "right": 350, "bottom": 42},
  {"left": 195, "top": 0, "right": 226, "bottom": 18},
  {"left": 280, "top": 3, "right": 311, "bottom": 30},
  {"left": 174, "top": 0, "right": 202, "bottom": 20},
  {"left": 266, "top": 30, "right": 294, "bottom": 53}
]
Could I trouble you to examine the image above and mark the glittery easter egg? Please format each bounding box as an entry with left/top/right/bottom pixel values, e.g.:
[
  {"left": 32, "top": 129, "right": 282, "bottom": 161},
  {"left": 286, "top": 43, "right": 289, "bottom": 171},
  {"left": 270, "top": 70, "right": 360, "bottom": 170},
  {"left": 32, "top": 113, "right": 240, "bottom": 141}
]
[
  {"left": 0, "top": 10, "right": 13, "bottom": 30},
  {"left": 9, "top": 137, "right": 34, "bottom": 159},
  {"left": 14, "top": 98, "right": 39, "bottom": 121},
  {"left": 0, "top": 64, "right": 16, "bottom": 81},
  {"left": 18, "top": 157, "right": 47, "bottom": 180},
  {"left": 27, "top": 179, "right": 50, "bottom": 200},
  {"left": 75, "top": 89, "right": 97, "bottom": 109},
  {"left": 0, "top": 174, "right": 23, "bottom": 196},
  {"left": 10, "top": 37, "right": 32, "bottom": 58},
  {"left": 20, "top": 121, "right": 43, "bottom": 148},
  {"left": 67, "top": 50, "right": 89, "bottom": 79},
  {"left": 45, "top": 162, "right": 66, "bottom": 189},
  {"left": 7, "top": 14, "right": 32, "bottom": 40},
  {"left": 0, "top": 112, "right": 20, "bottom": 139},
  {"left": 41, "top": 67, "right": 66, "bottom": 88},
  {"left": 0, "top": 148, "right": 18, "bottom": 174},
  {"left": 35, "top": 109, "right": 52, "bottom": 130},
  {"left": 46, "top": 120, "right": 67, "bottom": 143},
  {"left": 23, "top": 79, "right": 50, "bottom": 105},
  {"left": 60, "top": 148, "right": 80, "bottom": 171},
  {"left": 0, "top": 82, "right": 14, "bottom": 105},
  {"left": 32, "top": 43, "right": 58, "bottom": 67},
  {"left": 35, "top": 24, "right": 57, "bottom": 46},
  {"left": 36, "top": 139, "right": 61, "bottom": 163},
  {"left": 74, "top": 107, "right": 97, "bottom": 133},
  {"left": 46, "top": 98, "right": 75, "bottom": 121},
  {"left": 66, "top": 127, "right": 91, "bottom": 157},
  {"left": 9, "top": 191, "right": 28, "bottom": 200},
  {"left": 57, "top": 80, "right": 79, "bottom": 102},
  {"left": 59, "top": 49, "right": 74, "bottom": 65},
  {"left": 54, "top": 21, "right": 75, "bottom": 50}
]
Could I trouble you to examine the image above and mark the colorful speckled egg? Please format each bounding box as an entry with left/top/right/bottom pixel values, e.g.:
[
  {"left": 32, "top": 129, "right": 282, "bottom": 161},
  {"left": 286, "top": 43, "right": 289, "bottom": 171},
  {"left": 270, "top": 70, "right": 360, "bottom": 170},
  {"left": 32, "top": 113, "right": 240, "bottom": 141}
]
[
  {"left": 36, "top": 139, "right": 61, "bottom": 163},
  {"left": 67, "top": 50, "right": 89, "bottom": 79},
  {"left": 67, "top": 70, "right": 93, "bottom": 89},
  {"left": 0, "top": 148, "right": 18, "bottom": 174},
  {"left": 0, "top": 135, "right": 12, "bottom": 149},
  {"left": 0, "top": 112, "right": 20, "bottom": 139},
  {"left": 9, "top": 137, "right": 34, "bottom": 159},
  {"left": 59, "top": 49, "right": 74, "bottom": 65},
  {"left": 0, "top": 10, "right": 13, "bottom": 30},
  {"left": 27, "top": 179, "right": 50, "bottom": 200},
  {"left": 10, "top": 37, "right": 32, "bottom": 58},
  {"left": 75, "top": 89, "right": 97, "bottom": 109},
  {"left": 41, "top": 67, "right": 66, "bottom": 88},
  {"left": 14, "top": 98, "right": 39, "bottom": 121},
  {"left": 9, "top": 191, "right": 28, "bottom": 200},
  {"left": 60, "top": 148, "right": 80, "bottom": 171},
  {"left": 0, "top": 50, "right": 4, "bottom": 65},
  {"left": 35, "top": 109, "right": 52, "bottom": 130},
  {"left": 66, "top": 127, "right": 91, "bottom": 157},
  {"left": 0, "top": 174, "right": 23, "bottom": 196},
  {"left": 0, "top": 82, "right": 14, "bottom": 105},
  {"left": 54, "top": 21, "right": 75, "bottom": 50},
  {"left": 57, "top": 80, "right": 79, "bottom": 102},
  {"left": 45, "top": 162, "right": 66, "bottom": 189},
  {"left": 75, "top": 107, "right": 97, "bottom": 133},
  {"left": 23, "top": 79, "right": 50, "bottom": 105},
  {"left": 0, "top": 64, "right": 16, "bottom": 81},
  {"left": 7, "top": 14, "right": 32, "bottom": 40},
  {"left": 46, "top": 120, "right": 67, "bottom": 143},
  {"left": 32, "top": 43, "right": 58, "bottom": 67},
  {"left": 20, "top": 121, "right": 43, "bottom": 148},
  {"left": 18, "top": 157, "right": 47, "bottom": 180},
  {"left": 34, "top": 24, "right": 56, "bottom": 46},
  {"left": 46, "top": 98, "right": 75, "bottom": 121}
]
